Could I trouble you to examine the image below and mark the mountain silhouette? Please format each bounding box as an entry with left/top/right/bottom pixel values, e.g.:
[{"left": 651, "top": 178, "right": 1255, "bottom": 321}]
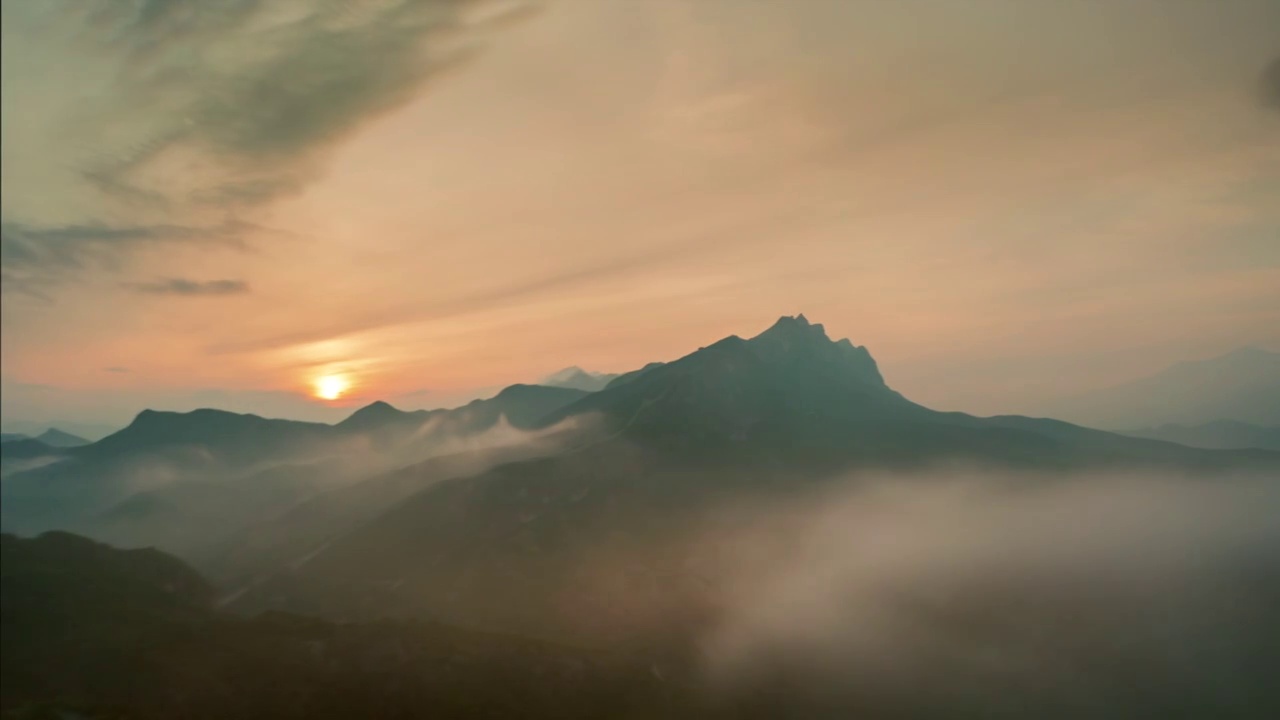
[
  {"left": 0, "top": 438, "right": 70, "bottom": 476},
  {"left": 5, "top": 314, "right": 1279, "bottom": 717},
  {"left": 1121, "top": 419, "right": 1280, "bottom": 451},
  {"left": 0, "top": 384, "right": 589, "bottom": 545},
  {"left": 34, "top": 428, "right": 90, "bottom": 448},
  {"left": 0, "top": 438, "right": 61, "bottom": 461},
  {"left": 232, "top": 316, "right": 1279, "bottom": 644}
]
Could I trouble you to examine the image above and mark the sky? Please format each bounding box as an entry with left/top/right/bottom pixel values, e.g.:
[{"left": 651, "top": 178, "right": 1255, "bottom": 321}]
[{"left": 2, "top": 0, "right": 1279, "bottom": 431}]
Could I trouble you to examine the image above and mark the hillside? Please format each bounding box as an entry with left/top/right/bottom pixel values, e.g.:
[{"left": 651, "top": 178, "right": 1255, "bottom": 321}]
[{"left": 0, "top": 532, "right": 689, "bottom": 719}]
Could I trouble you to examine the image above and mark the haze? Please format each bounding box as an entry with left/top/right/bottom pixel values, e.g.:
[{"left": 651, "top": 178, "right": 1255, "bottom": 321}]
[{"left": 2, "top": 0, "right": 1278, "bottom": 430}]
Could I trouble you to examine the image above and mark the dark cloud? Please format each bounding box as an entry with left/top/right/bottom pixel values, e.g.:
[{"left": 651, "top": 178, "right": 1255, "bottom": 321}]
[
  {"left": 1, "top": 0, "right": 536, "bottom": 294},
  {"left": 124, "top": 277, "right": 250, "bottom": 297},
  {"left": 1261, "top": 55, "right": 1280, "bottom": 111},
  {"left": 104, "top": 367, "right": 131, "bottom": 373},
  {"left": 0, "top": 221, "right": 245, "bottom": 298}
]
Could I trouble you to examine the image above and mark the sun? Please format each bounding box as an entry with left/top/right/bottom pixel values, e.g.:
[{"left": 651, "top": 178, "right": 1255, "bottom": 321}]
[{"left": 314, "top": 374, "right": 350, "bottom": 401}]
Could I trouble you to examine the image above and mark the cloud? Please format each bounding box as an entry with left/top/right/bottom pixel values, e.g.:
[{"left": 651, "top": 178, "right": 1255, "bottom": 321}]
[
  {"left": 700, "top": 471, "right": 1280, "bottom": 718},
  {"left": 124, "top": 277, "right": 250, "bottom": 296},
  {"left": 104, "top": 367, "right": 131, "bottom": 374},
  {"left": 0, "top": 220, "right": 247, "bottom": 294},
  {"left": 0, "top": 0, "right": 536, "bottom": 294},
  {"left": 1261, "top": 55, "right": 1280, "bottom": 111}
]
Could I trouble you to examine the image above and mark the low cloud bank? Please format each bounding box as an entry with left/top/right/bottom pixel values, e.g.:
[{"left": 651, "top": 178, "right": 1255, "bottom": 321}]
[{"left": 697, "top": 470, "right": 1280, "bottom": 718}]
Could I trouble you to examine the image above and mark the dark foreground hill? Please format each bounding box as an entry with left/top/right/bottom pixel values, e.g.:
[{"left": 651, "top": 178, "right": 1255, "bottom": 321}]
[{"left": 0, "top": 532, "right": 690, "bottom": 720}]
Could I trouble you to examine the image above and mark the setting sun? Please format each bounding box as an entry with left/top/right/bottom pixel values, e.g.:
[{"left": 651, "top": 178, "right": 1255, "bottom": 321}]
[{"left": 314, "top": 374, "right": 350, "bottom": 401}]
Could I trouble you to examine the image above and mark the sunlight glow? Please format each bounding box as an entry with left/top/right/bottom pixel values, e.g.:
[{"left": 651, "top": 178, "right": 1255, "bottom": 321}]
[{"left": 314, "top": 374, "right": 350, "bottom": 401}]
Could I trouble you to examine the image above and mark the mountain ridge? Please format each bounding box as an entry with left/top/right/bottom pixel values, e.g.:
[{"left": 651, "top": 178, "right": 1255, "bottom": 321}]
[{"left": 234, "top": 315, "right": 1279, "bottom": 644}]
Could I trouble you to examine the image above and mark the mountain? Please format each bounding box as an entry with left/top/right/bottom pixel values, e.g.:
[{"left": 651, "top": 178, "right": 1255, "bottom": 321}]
[
  {"left": 0, "top": 438, "right": 68, "bottom": 476},
  {"left": 0, "top": 384, "right": 590, "bottom": 560},
  {"left": 1042, "top": 346, "right": 1280, "bottom": 429},
  {"left": 34, "top": 428, "right": 90, "bottom": 448},
  {"left": 0, "top": 532, "right": 689, "bottom": 720},
  {"left": 8, "top": 317, "right": 1279, "bottom": 719},
  {"left": 0, "top": 438, "right": 59, "bottom": 460},
  {"left": 0, "top": 433, "right": 27, "bottom": 443},
  {"left": 542, "top": 367, "right": 620, "bottom": 392},
  {"left": 1, "top": 421, "right": 119, "bottom": 442},
  {"left": 1121, "top": 420, "right": 1280, "bottom": 451},
  {"left": 235, "top": 316, "right": 1279, "bottom": 646}
]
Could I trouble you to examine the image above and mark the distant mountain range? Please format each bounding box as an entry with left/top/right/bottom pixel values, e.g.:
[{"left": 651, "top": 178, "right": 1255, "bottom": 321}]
[
  {"left": 1041, "top": 346, "right": 1280, "bottom": 429},
  {"left": 0, "top": 385, "right": 589, "bottom": 554},
  {"left": 0, "top": 421, "right": 118, "bottom": 442},
  {"left": 0, "top": 428, "right": 89, "bottom": 448},
  {"left": 0, "top": 429, "right": 89, "bottom": 475},
  {"left": 1119, "top": 420, "right": 1280, "bottom": 451}
]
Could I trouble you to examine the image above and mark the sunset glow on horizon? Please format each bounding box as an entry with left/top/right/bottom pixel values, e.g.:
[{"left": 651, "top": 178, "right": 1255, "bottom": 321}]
[
  {"left": 314, "top": 375, "right": 352, "bottom": 402},
  {"left": 1, "top": 0, "right": 1277, "bottom": 430}
]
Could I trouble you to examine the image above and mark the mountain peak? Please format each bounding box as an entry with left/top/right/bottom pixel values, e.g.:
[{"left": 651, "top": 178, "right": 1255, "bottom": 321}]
[
  {"left": 754, "top": 314, "right": 844, "bottom": 347},
  {"left": 753, "top": 314, "right": 831, "bottom": 344},
  {"left": 541, "top": 367, "right": 619, "bottom": 392},
  {"left": 354, "top": 400, "right": 399, "bottom": 415},
  {"left": 744, "top": 315, "right": 888, "bottom": 388},
  {"left": 35, "top": 428, "right": 90, "bottom": 448},
  {"left": 770, "top": 313, "right": 814, "bottom": 329},
  {"left": 336, "top": 400, "right": 430, "bottom": 432}
]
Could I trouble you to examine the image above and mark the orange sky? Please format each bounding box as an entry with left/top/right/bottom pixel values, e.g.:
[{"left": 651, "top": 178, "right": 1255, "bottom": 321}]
[{"left": 2, "top": 0, "right": 1279, "bottom": 428}]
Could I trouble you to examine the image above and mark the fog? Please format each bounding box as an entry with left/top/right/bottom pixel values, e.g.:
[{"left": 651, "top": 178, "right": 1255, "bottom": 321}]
[{"left": 695, "top": 470, "right": 1280, "bottom": 717}]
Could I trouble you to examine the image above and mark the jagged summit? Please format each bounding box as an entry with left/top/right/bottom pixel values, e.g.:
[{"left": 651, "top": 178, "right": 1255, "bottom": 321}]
[
  {"left": 538, "top": 314, "right": 909, "bottom": 441},
  {"left": 752, "top": 313, "right": 834, "bottom": 345},
  {"left": 747, "top": 315, "right": 886, "bottom": 387}
]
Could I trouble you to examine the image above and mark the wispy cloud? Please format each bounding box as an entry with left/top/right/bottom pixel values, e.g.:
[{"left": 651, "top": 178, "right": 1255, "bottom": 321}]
[
  {"left": 0, "top": 220, "right": 246, "bottom": 298},
  {"left": 103, "top": 367, "right": 131, "bottom": 374},
  {"left": 124, "top": 277, "right": 250, "bottom": 297},
  {"left": 1, "top": 0, "right": 537, "bottom": 295}
]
